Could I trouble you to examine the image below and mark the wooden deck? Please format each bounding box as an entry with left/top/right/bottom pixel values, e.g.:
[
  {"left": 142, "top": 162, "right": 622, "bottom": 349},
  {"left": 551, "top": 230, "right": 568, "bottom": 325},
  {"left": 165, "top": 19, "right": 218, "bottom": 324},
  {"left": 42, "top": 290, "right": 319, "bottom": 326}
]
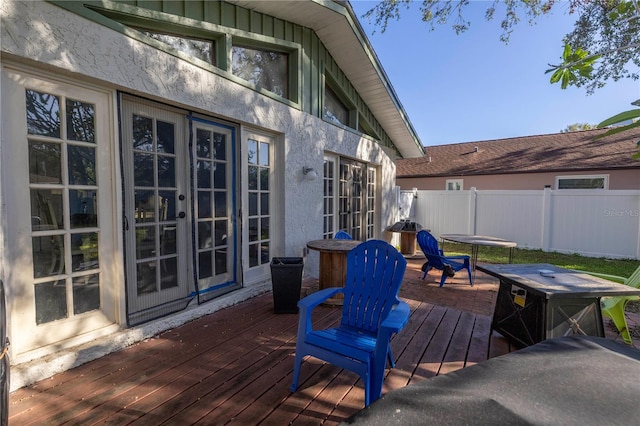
[{"left": 8, "top": 259, "right": 519, "bottom": 425}]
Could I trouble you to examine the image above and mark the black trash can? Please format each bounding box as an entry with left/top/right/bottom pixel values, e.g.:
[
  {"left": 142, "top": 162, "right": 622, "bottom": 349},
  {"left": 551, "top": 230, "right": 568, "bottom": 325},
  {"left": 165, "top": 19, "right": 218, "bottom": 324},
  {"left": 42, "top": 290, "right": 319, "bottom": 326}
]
[{"left": 270, "top": 257, "right": 304, "bottom": 314}]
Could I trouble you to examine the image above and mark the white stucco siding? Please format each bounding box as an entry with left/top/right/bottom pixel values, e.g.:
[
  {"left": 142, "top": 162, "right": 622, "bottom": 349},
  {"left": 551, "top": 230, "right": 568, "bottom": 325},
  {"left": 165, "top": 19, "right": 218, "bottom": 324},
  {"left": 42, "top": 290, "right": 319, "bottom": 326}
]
[{"left": 2, "top": 0, "right": 399, "bottom": 273}]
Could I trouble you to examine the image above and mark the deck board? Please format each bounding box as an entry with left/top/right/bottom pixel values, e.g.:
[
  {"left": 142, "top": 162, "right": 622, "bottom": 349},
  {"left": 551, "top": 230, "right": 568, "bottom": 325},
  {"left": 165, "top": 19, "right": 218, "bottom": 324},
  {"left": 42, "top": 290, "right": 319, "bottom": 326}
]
[{"left": 10, "top": 259, "right": 523, "bottom": 425}]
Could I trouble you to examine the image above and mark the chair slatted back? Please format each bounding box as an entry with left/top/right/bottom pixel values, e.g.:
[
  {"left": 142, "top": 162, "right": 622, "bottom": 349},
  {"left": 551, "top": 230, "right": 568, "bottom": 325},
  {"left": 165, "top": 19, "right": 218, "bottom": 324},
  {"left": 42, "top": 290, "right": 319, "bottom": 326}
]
[
  {"left": 416, "top": 230, "right": 446, "bottom": 269},
  {"left": 334, "top": 230, "right": 352, "bottom": 240},
  {"left": 626, "top": 265, "right": 640, "bottom": 289},
  {"left": 341, "top": 240, "right": 407, "bottom": 333}
]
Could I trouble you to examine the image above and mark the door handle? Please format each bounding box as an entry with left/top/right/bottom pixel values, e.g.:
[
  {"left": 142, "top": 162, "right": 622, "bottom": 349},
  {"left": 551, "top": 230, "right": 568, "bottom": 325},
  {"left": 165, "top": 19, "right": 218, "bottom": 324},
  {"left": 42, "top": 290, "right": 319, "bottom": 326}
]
[{"left": 178, "top": 212, "right": 186, "bottom": 219}]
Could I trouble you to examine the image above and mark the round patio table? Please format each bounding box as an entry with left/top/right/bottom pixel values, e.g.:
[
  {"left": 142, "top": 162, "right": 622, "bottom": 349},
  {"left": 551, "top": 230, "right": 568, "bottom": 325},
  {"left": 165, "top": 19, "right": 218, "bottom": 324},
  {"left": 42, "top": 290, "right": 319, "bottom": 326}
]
[{"left": 307, "top": 239, "right": 362, "bottom": 306}]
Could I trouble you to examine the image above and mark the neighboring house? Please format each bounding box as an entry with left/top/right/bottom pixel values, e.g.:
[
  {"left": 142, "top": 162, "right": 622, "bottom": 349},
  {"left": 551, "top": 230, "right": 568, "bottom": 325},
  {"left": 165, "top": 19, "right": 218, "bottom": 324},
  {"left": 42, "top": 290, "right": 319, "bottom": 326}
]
[
  {"left": 397, "top": 128, "right": 640, "bottom": 190},
  {"left": 0, "top": 0, "right": 424, "bottom": 370}
]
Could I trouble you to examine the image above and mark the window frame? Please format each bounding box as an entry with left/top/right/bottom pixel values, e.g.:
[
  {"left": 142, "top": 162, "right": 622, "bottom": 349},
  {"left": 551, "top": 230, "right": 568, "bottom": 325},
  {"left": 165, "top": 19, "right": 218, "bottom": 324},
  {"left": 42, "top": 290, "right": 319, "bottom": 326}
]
[
  {"left": 555, "top": 174, "right": 609, "bottom": 190},
  {"left": 446, "top": 179, "right": 464, "bottom": 191}
]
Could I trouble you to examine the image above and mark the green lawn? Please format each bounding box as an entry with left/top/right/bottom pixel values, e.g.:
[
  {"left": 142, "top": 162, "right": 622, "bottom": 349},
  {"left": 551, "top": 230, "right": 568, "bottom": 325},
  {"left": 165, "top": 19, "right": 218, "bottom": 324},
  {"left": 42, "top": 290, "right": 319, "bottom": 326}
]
[{"left": 442, "top": 242, "right": 639, "bottom": 278}]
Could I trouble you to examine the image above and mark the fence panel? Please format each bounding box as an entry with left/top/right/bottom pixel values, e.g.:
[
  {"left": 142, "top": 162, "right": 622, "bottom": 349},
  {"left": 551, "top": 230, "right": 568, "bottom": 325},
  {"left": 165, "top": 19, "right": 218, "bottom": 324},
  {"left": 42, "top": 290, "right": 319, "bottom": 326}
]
[{"left": 411, "top": 188, "right": 640, "bottom": 260}]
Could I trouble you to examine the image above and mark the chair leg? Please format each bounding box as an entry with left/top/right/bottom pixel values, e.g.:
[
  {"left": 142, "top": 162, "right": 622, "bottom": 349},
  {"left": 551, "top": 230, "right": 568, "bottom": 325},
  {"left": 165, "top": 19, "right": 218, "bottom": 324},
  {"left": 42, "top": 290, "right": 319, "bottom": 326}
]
[
  {"left": 387, "top": 347, "right": 395, "bottom": 368},
  {"left": 603, "top": 305, "right": 632, "bottom": 345},
  {"left": 290, "top": 351, "right": 304, "bottom": 392},
  {"left": 467, "top": 264, "right": 473, "bottom": 286},
  {"left": 439, "top": 271, "right": 448, "bottom": 287}
]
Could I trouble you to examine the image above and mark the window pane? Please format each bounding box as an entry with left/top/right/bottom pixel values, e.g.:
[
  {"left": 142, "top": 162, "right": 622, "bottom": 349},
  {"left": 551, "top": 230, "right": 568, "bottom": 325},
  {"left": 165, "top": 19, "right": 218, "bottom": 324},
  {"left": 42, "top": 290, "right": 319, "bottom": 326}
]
[
  {"left": 214, "top": 219, "right": 227, "bottom": 246},
  {"left": 136, "top": 226, "right": 156, "bottom": 259},
  {"left": 214, "top": 191, "right": 227, "bottom": 218},
  {"left": 213, "top": 162, "right": 226, "bottom": 189},
  {"left": 214, "top": 133, "right": 226, "bottom": 160},
  {"left": 260, "top": 168, "right": 269, "bottom": 191},
  {"left": 135, "top": 190, "right": 155, "bottom": 223},
  {"left": 324, "top": 86, "right": 348, "bottom": 126},
  {"left": 137, "top": 261, "right": 156, "bottom": 295},
  {"left": 249, "top": 192, "right": 258, "bottom": 216},
  {"left": 160, "top": 258, "right": 178, "bottom": 290},
  {"left": 35, "top": 280, "right": 67, "bottom": 324},
  {"left": 248, "top": 165, "right": 258, "bottom": 190},
  {"left": 33, "top": 235, "right": 65, "bottom": 278},
  {"left": 160, "top": 224, "right": 177, "bottom": 255},
  {"left": 66, "top": 99, "right": 95, "bottom": 143},
  {"left": 198, "top": 221, "right": 212, "bottom": 249},
  {"left": 157, "top": 120, "right": 175, "bottom": 154},
  {"left": 70, "top": 190, "right": 98, "bottom": 228},
  {"left": 68, "top": 145, "right": 96, "bottom": 185},
  {"left": 199, "top": 251, "right": 212, "bottom": 279},
  {"left": 157, "top": 155, "right": 175, "bottom": 188},
  {"left": 73, "top": 274, "right": 100, "bottom": 315},
  {"left": 71, "top": 232, "right": 99, "bottom": 272},
  {"left": 197, "top": 161, "right": 212, "bottom": 188},
  {"left": 558, "top": 178, "right": 605, "bottom": 189},
  {"left": 31, "top": 189, "right": 64, "bottom": 231},
  {"left": 134, "top": 153, "right": 154, "bottom": 187},
  {"left": 260, "top": 193, "right": 269, "bottom": 215},
  {"left": 158, "top": 190, "right": 176, "bottom": 221},
  {"left": 29, "top": 141, "right": 62, "bottom": 184},
  {"left": 26, "top": 90, "right": 61, "bottom": 138},
  {"left": 215, "top": 249, "right": 227, "bottom": 274},
  {"left": 132, "top": 115, "right": 154, "bottom": 151},
  {"left": 232, "top": 46, "right": 288, "bottom": 97},
  {"left": 259, "top": 142, "right": 269, "bottom": 166},
  {"left": 248, "top": 139, "right": 258, "bottom": 165},
  {"left": 198, "top": 191, "right": 212, "bottom": 218},
  {"left": 197, "top": 128, "right": 211, "bottom": 158},
  {"left": 144, "top": 31, "right": 214, "bottom": 65}
]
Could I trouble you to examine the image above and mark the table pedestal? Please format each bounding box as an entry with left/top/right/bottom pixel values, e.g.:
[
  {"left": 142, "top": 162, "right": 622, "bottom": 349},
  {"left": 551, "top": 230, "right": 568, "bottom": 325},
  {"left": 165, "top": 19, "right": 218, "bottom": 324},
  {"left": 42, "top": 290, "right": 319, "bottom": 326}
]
[
  {"left": 318, "top": 251, "right": 346, "bottom": 306},
  {"left": 400, "top": 232, "right": 416, "bottom": 256}
]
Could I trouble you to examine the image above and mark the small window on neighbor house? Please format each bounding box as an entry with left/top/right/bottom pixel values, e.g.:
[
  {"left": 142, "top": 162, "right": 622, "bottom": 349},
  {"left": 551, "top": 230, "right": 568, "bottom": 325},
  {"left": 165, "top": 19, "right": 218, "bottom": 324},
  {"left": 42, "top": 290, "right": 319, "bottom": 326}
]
[
  {"left": 556, "top": 175, "right": 608, "bottom": 189},
  {"left": 324, "top": 85, "right": 349, "bottom": 126},
  {"left": 232, "top": 45, "right": 288, "bottom": 98},
  {"left": 446, "top": 179, "right": 463, "bottom": 190},
  {"left": 142, "top": 30, "right": 215, "bottom": 65}
]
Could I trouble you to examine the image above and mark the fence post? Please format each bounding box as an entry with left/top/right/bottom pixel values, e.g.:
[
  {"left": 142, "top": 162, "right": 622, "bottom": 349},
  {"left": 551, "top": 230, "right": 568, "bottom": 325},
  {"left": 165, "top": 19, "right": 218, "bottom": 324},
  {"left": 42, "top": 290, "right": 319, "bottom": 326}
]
[
  {"left": 541, "top": 188, "right": 552, "bottom": 251},
  {"left": 469, "top": 187, "right": 477, "bottom": 234}
]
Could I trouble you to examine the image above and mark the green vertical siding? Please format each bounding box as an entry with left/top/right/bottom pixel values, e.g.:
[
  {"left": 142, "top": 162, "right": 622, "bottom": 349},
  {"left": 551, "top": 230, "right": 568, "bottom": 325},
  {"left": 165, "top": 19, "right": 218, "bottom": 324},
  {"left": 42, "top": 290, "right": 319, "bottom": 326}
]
[{"left": 56, "top": 0, "right": 396, "bottom": 150}]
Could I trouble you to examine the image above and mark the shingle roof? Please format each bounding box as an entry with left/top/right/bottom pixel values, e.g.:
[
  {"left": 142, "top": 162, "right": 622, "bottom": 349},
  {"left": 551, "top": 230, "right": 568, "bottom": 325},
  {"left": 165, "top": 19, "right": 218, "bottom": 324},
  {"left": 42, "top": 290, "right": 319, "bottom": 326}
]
[{"left": 396, "top": 128, "right": 640, "bottom": 177}]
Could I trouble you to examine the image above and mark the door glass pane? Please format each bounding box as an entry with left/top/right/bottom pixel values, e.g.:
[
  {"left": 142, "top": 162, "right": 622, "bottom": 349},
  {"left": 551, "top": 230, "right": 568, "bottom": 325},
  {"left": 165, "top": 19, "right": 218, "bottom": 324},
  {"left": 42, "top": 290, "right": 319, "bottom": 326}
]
[
  {"left": 199, "top": 252, "right": 212, "bottom": 279},
  {"left": 35, "top": 280, "right": 67, "bottom": 324},
  {"left": 157, "top": 155, "right": 175, "bottom": 188},
  {"left": 215, "top": 220, "right": 227, "bottom": 246},
  {"left": 213, "top": 162, "right": 226, "bottom": 189},
  {"left": 29, "top": 141, "right": 62, "bottom": 184},
  {"left": 198, "top": 191, "right": 212, "bottom": 218},
  {"left": 26, "top": 90, "right": 61, "bottom": 137},
  {"left": 68, "top": 145, "right": 96, "bottom": 185},
  {"left": 69, "top": 190, "right": 98, "bottom": 228},
  {"left": 214, "top": 133, "right": 226, "bottom": 160},
  {"left": 137, "top": 261, "right": 156, "bottom": 295},
  {"left": 197, "top": 161, "right": 211, "bottom": 188},
  {"left": 32, "top": 235, "right": 65, "bottom": 278},
  {"left": 132, "top": 115, "right": 154, "bottom": 151},
  {"left": 198, "top": 222, "right": 212, "bottom": 249},
  {"left": 136, "top": 226, "right": 156, "bottom": 259},
  {"left": 214, "top": 191, "right": 226, "bottom": 217},
  {"left": 197, "top": 128, "right": 211, "bottom": 157},
  {"left": 156, "top": 120, "right": 175, "bottom": 154},
  {"left": 134, "top": 153, "right": 154, "bottom": 187},
  {"left": 160, "top": 258, "right": 178, "bottom": 289},
  {"left": 160, "top": 225, "right": 177, "bottom": 255},
  {"left": 71, "top": 232, "right": 99, "bottom": 272},
  {"left": 135, "top": 190, "right": 155, "bottom": 223},
  {"left": 66, "top": 99, "right": 95, "bottom": 143},
  {"left": 73, "top": 274, "right": 100, "bottom": 314},
  {"left": 31, "top": 189, "right": 64, "bottom": 231},
  {"left": 158, "top": 190, "right": 176, "bottom": 221}
]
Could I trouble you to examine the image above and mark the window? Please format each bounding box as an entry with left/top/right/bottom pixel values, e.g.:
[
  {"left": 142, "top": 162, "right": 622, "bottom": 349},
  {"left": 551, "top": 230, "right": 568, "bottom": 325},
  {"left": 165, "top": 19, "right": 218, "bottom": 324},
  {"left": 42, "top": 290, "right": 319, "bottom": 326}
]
[
  {"left": 556, "top": 175, "right": 608, "bottom": 189},
  {"left": 323, "top": 157, "right": 337, "bottom": 239},
  {"left": 232, "top": 45, "right": 288, "bottom": 98},
  {"left": 324, "top": 85, "right": 349, "bottom": 126},
  {"left": 446, "top": 179, "right": 463, "bottom": 190},
  {"left": 141, "top": 30, "right": 215, "bottom": 65},
  {"left": 247, "top": 138, "right": 272, "bottom": 267}
]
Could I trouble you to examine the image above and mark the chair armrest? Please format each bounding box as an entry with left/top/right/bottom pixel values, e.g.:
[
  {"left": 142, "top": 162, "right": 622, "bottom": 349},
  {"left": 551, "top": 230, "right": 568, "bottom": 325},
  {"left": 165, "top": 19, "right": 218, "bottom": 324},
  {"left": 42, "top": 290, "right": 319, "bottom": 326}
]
[
  {"left": 443, "top": 255, "right": 470, "bottom": 260},
  {"left": 298, "top": 287, "right": 344, "bottom": 310},
  {"left": 380, "top": 301, "right": 410, "bottom": 334}
]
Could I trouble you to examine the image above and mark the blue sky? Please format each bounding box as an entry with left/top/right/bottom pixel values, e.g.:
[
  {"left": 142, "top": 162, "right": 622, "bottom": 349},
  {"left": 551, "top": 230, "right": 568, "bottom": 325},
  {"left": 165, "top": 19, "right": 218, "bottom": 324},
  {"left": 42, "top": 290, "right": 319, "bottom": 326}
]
[{"left": 350, "top": 1, "right": 640, "bottom": 146}]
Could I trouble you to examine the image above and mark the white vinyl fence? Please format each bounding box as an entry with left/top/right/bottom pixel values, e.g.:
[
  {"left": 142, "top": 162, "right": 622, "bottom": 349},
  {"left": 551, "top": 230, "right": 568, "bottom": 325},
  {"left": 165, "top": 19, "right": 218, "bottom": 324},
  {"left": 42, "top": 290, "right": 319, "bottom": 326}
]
[{"left": 400, "top": 188, "right": 640, "bottom": 260}]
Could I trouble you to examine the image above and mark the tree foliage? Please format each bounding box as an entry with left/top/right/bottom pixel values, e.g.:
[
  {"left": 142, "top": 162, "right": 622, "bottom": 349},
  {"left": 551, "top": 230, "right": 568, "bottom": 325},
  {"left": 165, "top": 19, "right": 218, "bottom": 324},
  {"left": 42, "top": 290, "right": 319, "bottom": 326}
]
[{"left": 560, "top": 123, "right": 597, "bottom": 132}]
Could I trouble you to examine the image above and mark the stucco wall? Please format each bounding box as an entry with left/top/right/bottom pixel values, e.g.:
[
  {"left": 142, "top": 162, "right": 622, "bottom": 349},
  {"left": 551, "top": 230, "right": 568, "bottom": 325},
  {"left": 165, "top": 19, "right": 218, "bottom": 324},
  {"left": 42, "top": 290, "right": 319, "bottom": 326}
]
[{"left": 1, "top": 0, "right": 398, "bottom": 279}]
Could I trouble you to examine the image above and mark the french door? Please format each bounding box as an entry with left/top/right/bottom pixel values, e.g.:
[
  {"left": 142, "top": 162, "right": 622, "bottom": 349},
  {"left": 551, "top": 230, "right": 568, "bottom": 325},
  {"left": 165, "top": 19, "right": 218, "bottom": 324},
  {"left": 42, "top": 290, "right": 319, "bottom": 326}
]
[
  {"left": 121, "top": 96, "right": 238, "bottom": 325},
  {"left": 338, "top": 159, "right": 365, "bottom": 240}
]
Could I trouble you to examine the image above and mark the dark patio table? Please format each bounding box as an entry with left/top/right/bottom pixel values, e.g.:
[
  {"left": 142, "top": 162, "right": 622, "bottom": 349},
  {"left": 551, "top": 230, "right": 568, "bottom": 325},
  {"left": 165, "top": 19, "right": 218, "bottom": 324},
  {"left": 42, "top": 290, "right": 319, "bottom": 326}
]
[
  {"left": 478, "top": 263, "right": 640, "bottom": 347},
  {"left": 345, "top": 336, "right": 640, "bottom": 425}
]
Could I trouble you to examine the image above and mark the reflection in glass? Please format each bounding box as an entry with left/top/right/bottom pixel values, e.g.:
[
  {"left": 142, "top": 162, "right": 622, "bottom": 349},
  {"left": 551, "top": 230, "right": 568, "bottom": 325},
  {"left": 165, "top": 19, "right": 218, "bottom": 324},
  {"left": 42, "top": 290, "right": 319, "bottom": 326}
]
[
  {"left": 29, "top": 141, "right": 62, "bottom": 184},
  {"left": 135, "top": 190, "right": 155, "bottom": 223},
  {"left": 249, "top": 243, "right": 258, "bottom": 268},
  {"left": 156, "top": 120, "right": 175, "bottom": 154},
  {"left": 248, "top": 165, "right": 258, "bottom": 190},
  {"left": 134, "top": 153, "right": 154, "bottom": 187},
  {"left": 160, "top": 225, "right": 177, "bottom": 255},
  {"left": 249, "top": 218, "right": 258, "bottom": 242},
  {"left": 261, "top": 217, "right": 270, "bottom": 240},
  {"left": 143, "top": 31, "right": 214, "bottom": 65},
  {"left": 197, "top": 128, "right": 211, "bottom": 158},
  {"left": 260, "top": 168, "right": 269, "bottom": 191},
  {"left": 213, "top": 133, "right": 226, "bottom": 160},
  {"left": 261, "top": 242, "right": 270, "bottom": 265},
  {"left": 214, "top": 191, "right": 226, "bottom": 218},
  {"left": 31, "top": 189, "right": 64, "bottom": 231},
  {"left": 259, "top": 142, "right": 269, "bottom": 166},
  {"left": 215, "top": 249, "right": 227, "bottom": 274},
  {"left": 231, "top": 46, "right": 288, "bottom": 97},
  {"left": 260, "top": 193, "right": 269, "bottom": 215},
  {"left": 199, "top": 251, "right": 212, "bottom": 279},
  {"left": 137, "top": 261, "right": 156, "bottom": 295},
  {"left": 198, "top": 191, "right": 212, "bottom": 218},
  {"left": 71, "top": 232, "right": 99, "bottom": 272},
  {"left": 158, "top": 191, "right": 176, "bottom": 221},
  {"left": 33, "top": 235, "right": 65, "bottom": 278},
  {"left": 248, "top": 139, "right": 257, "bottom": 165},
  {"left": 160, "top": 258, "right": 178, "bottom": 289},
  {"left": 132, "top": 115, "right": 154, "bottom": 151},
  {"left": 68, "top": 145, "right": 96, "bottom": 185},
  {"left": 69, "top": 190, "right": 98, "bottom": 228},
  {"left": 35, "top": 280, "right": 67, "bottom": 324},
  {"left": 197, "top": 161, "right": 211, "bottom": 188},
  {"left": 73, "top": 274, "right": 100, "bottom": 314},
  {"left": 248, "top": 192, "right": 258, "bottom": 216},
  {"left": 198, "top": 222, "right": 212, "bottom": 249},
  {"left": 26, "top": 89, "right": 61, "bottom": 137},
  {"left": 66, "top": 99, "right": 96, "bottom": 143},
  {"left": 214, "top": 219, "right": 227, "bottom": 246},
  {"left": 213, "top": 162, "right": 226, "bottom": 189},
  {"left": 157, "top": 155, "right": 175, "bottom": 188},
  {"left": 136, "top": 226, "right": 156, "bottom": 259}
]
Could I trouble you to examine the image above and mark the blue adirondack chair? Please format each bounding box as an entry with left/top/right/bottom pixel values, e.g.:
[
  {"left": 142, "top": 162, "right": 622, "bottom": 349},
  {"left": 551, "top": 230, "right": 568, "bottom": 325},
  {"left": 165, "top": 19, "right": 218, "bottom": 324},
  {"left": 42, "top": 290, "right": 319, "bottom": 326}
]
[
  {"left": 416, "top": 230, "right": 473, "bottom": 287},
  {"left": 290, "top": 240, "right": 409, "bottom": 406},
  {"left": 334, "top": 230, "right": 352, "bottom": 239}
]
